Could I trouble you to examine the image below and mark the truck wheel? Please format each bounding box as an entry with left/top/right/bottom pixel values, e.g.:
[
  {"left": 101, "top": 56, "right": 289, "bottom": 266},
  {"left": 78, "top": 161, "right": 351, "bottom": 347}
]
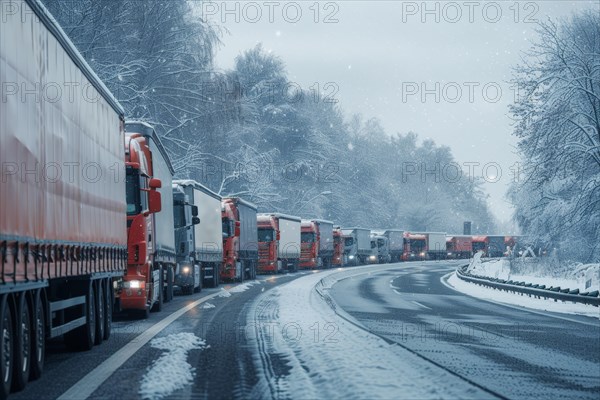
[
  {"left": 152, "top": 268, "right": 163, "bottom": 312},
  {"left": 94, "top": 281, "right": 105, "bottom": 345},
  {"left": 103, "top": 279, "right": 112, "bottom": 341},
  {"left": 65, "top": 282, "right": 95, "bottom": 351},
  {"left": 0, "top": 295, "right": 13, "bottom": 399},
  {"left": 12, "top": 293, "right": 31, "bottom": 390},
  {"left": 165, "top": 266, "right": 174, "bottom": 301},
  {"left": 30, "top": 290, "right": 45, "bottom": 380}
]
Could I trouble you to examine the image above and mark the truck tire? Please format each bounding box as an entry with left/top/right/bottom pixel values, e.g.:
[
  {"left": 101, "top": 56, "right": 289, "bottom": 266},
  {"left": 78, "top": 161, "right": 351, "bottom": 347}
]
[
  {"left": 151, "top": 267, "right": 163, "bottom": 312},
  {"left": 12, "top": 293, "right": 31, "bottom": 391},
  {"left": 30, "top": 290, "right": 45, "bottom": 380},
  {"left": 165, "top": 266, "right": 174, "bottom": 301},
  {"left": 103, "top": 279, "right": 112, "bottom": 341},
  {"left": 0, "top": 295, "right": 14, "bottom": 399},
  {"left": 65, "top": 282, "right": 96, "bottom": 351},
  {"left": 94, "top": 280, "right": 105, "bottom": 345}
]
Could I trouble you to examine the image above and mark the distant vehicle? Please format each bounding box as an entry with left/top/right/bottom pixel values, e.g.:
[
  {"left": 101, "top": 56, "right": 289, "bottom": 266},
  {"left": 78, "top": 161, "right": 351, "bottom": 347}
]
[
  {"left": 341, "top": 228, "right": 372, "bottom": 265},
  {"left": 300, "top": 219, "right": 334, "bottom": 269},
  {"left": 381, "top": 230, "right": 405, "bottom": 262},
  {"left": 418, "top": 232, "right": 447, "bottom": 260},
  {"left": 368, "top": 238, "right": 379, "bottom": 264},
  {"left": 446, "top": 235, "right": 473, "bottom": 259},
  {"left": 487, "top": 235, "right": 507, "bottom": 257},
  {"left": 472, "top": 236, "right": 489, "bottom": 255},
  {"left": 332, "top": 228, "right": 345, "bottom": 266},
  {"left": 257, "top": 214, "right": 301, "bottom": 273},
  {"left": 371, "top": 234, "right": 392, "bottom": 263},
  {"left": 221, "top": 197, "right": 259, "bottom": 281},
  {"left": 406, "top": 233, "right": 427, "bottom": 260},
  {"left": 173, "top": 180, "right": 223, "bottom": 291}
]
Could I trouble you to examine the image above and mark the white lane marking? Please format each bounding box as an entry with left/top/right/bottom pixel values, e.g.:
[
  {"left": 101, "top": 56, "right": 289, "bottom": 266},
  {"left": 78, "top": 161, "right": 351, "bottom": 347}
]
[
  {"left": 411, "top": 301, "right": 432, "bottom": 310},
  {"left": 441, "top": 272, "right": 600, "bottom": 328},
  {"left": 58, "top": 291, "right": 222, "bottom": 400}
]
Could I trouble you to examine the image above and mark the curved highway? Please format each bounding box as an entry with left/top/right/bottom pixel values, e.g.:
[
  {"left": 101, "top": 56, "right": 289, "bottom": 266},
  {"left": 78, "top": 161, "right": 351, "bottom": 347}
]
[{"left": 329, "top": 261, "right": 600, "bottom": 400}]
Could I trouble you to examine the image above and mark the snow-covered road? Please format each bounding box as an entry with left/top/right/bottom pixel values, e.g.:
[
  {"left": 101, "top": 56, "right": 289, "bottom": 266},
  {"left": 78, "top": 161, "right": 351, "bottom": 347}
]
[{"left": 246, "top": 264, "right": 495, "bottom": 399}]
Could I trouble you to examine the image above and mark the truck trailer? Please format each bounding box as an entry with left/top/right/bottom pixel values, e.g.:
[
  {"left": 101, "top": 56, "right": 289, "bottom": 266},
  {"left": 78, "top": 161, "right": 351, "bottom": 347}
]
[
  {"left": 382, "top": 230, "right": 404, "bottom": 262},
  {"left": 257, "top": 214, "right": 301, "bottom": 273},
  {"left": 221, "top": 198, "right": 259, "bottom": 281},
  {"left": 0, "top": 0, "right": 126, "bottom": 394},
  {"left": 173, "top": 180, "right": 223, "bottom": 291},
  {"left": 119, "top": 122, "right": 176, "bottom": 317},
  {"left": 341, "top": 228, "right": 372, "bottom": 265},
  {"left": 299, "top": 219, "right": 334, "bottom": 269}
]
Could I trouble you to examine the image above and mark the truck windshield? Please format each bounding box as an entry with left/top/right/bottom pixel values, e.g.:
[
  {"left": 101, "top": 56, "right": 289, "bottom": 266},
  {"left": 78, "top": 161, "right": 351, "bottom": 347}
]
[
  {"left": 371, "top": 240, "right": 376, "bottom": 249},
  {"left": 410, "top": 239, "right": 426, "bottom": 252},
  {"left": 344, "top": 237, "right": 354, "bottom": 246},
  {"left": 126, "top": 169, "right": 141, "bottom": 216},
  {"left": 301, "top": 232, "right": 316, "bottom": 243},
  {"left": 258, "top": 229, "right": 275, "bottom": 242},
  {"left": 377, "top": 238, "right": 385, "bottom": 247}
]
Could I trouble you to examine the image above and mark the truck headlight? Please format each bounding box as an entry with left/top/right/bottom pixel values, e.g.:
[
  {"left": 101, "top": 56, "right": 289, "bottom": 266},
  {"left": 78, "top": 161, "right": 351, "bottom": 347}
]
[
  {"left": 349, "top": 255, "right": 355, "bottom": 260},
  {"left": 420, "top": 252, "right": 425, "bottom": 257},
  {"left": 369, "top": 255, "right": 376, "bottom": 261},
  {"left": 182, "top": 266, "right": 191, "bottom": 274},
  {"left": 447, "top": 252, "right": 452, "bottom": 256},
  {"left": 124, "top": 280, "right": 142, "bottom": 289}
]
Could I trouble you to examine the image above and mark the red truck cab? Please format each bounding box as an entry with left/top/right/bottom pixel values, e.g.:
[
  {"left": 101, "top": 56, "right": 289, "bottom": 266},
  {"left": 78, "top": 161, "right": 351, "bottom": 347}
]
[
  {"left": 472, "top": 235, "right": 489, "bottom": 256},
  {"left": 221, "top": 200, "right": 240, "bottom": 280},
  {"left": 332, "top": 228, "right": 344, "bottom": 266},
  {"left": 406, "top": 233, "right": 427, "bottom": 260},
  {"left": 120, "top": 122, "right": 176, "bottom": 317},
  {"left": 300, "top": 221, "right": 319, "bottom": 269},
  {"left": 257, "top": 215, "right": 279, "bottom": 273}
]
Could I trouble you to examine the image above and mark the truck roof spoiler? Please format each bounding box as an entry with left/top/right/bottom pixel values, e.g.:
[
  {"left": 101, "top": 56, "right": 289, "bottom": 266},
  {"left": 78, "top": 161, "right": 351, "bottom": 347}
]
[
  {"left": 173, "top": 179, "right": 222, "bottom": 201},
  {"left": 257, "top": 213, "right": 301, "bottom": 222},
  {"left": 223, "top": 197, "right": 258, "bottom": 211},
  {"left": 125, "top": 121, "right": 175, "bottom": 175}
]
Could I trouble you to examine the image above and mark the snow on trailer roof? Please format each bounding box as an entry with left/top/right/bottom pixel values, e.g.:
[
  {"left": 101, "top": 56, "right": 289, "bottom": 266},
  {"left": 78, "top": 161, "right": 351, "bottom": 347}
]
[
  {"left": 126, "top": 121, "right": 175, "bottom": 175},
  {"left": 310, "top": 219, "right": 334, "bottom": 225},
  {"left": 257, "top": 213, "right": 302, "bottom": 222},
  {"left": 25, "top": 0, "right": 124, "bottom": 115},
  {"left": 173, "top": 179, "right": 222, "bottom": 201},
  {"left": 223, "top": 197, "right": 258, "bottom": 211},
  {"left": 341, "top": 227, "right": 371, "bottom": 231}
]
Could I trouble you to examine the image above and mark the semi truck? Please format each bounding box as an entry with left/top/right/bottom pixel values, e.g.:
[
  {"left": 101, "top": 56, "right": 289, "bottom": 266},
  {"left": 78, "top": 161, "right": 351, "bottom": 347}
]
[
  {"left": 371, "top": 234, "right": 392, "bottom": 263},
  {"left": 172, "top": 180, "right": 223, "bottom": 291},
  {"left": 472, "top": 236, "right": 489, "bottom": 255},
  {"left": 419, "top": 232, "right": 447, "bottom": 260},
  {"left": 257, "top": 214, "right": 301, "bottom": 273},
  {"left": 332, "top": 228, "right": 344, "bottom": 267},
  {"left": 119, "top": 122, "right": 176, "bottom": 317},
  {"left": 487, "top": 235, "right": 507, "bottom": 257},
  {"left": 341, "top": 228, "right": 372, "bottom": 265},
  {"left": 406, "top": 233, "right": 427, "bottom": 260},
  {"left": 382, "top": 230, "right": 404, "bottom": 262},
  {"left": 221, "top": 198, "right": 259, "bottom": 281},
  {"left": 0, "top": 0, "right": 126, "bottom": 394},
  {"left": 172, "top": 183, "right": 201, "bottom": 294},
  {"left": 299, "top": 219, "right": 334, "bottom": 269},
  {"left": 446, "top": 235, "right": 473, "bottom": 259}
]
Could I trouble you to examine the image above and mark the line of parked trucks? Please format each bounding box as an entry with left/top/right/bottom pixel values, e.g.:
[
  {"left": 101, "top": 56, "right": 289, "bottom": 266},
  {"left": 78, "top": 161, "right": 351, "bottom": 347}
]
[{"left": 0, "top": 1, "right": 524, "bottom": 397}]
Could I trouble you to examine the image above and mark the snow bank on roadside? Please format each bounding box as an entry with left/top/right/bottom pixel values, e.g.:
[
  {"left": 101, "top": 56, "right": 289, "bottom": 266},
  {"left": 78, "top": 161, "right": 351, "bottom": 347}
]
[
  {"left": 247, "top": 268, "right": 490, "bottom": 399},
  {"left": 139, "top": 333, "right": 208, "bottom": 400},
  {"left": 466, "top": 252, "right": 511, "bottom": 280},
  {"left": 447, "top": 272, "right": 599, "bottom": 319},
  {"left": 467, "top": 254, "right": 599, "bottom": 293}
]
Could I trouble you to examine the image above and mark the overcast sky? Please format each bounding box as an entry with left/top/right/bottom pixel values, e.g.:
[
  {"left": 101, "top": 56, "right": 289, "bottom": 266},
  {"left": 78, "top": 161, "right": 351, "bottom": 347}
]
[{"left": 201, "top": 0, "right": 598, "bottom": 225}]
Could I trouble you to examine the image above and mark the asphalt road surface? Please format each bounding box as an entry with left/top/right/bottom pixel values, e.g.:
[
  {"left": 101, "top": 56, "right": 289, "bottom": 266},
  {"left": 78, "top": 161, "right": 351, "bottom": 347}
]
[
  {"left": 10, "top": 262, "right": 600, "bottom": 400},
  {"left": 330, "top": 262, "right": 600, "bottom": 400}
]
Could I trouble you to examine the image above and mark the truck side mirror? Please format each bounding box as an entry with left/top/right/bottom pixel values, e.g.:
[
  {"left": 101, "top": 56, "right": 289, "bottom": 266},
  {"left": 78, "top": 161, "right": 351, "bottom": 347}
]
[
  {"left": 276, "top": 232, "right": 281, "bottom": 241},
  {"left": 192, "top": 216, "right": 200, "bottom": 225},
  {"left": 234, "top": 221, "right": 241, "bottom": 237},
  {"left": 148, "top": 190, "right": 162, "bottom": 214},
  {"left": 149, "top": 178, "right": 162, "bottom": 189},
  {"left": 191, "top": 205, "right": 198, "bottom": 217}
]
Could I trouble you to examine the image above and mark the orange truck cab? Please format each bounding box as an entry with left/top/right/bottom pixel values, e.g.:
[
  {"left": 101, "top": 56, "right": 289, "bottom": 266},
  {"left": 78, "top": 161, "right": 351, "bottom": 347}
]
[
  {"left": 332, "top": 228, "right": 344, "bottom": 266},
  {"left": 257, "top": 213, "right": 301, "bottom": 273},
  {"left": 299, "top": 219, "right": 334, "bottom": 269},
  {"left": 221, "top": 197, "right": 258, "bottom": 282},
  {"left": 472, "top": 235, "right": 489, "bottom": 256},
  {"left": 119, "top": 122, "right": 176, "bottom": 318}
]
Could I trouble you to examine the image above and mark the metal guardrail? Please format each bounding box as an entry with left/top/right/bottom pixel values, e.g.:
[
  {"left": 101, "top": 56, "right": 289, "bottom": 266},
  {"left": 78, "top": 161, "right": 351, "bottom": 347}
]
[{"left": 456, "top": 265, "right": 600, "bottom": 307}]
